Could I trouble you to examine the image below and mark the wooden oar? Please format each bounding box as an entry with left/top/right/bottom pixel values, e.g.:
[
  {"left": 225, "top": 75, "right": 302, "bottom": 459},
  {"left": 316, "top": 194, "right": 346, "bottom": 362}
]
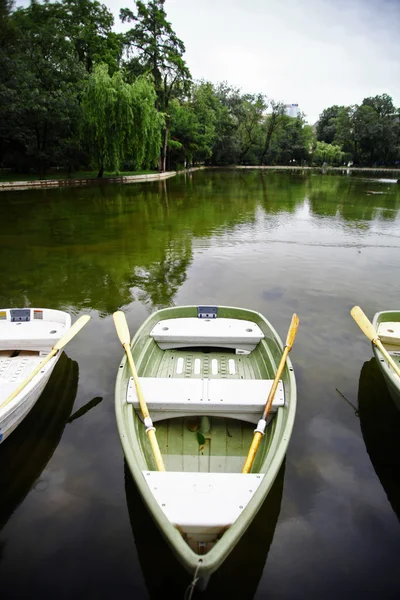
[
  {"left": 242, "top": 313, "right": 299, "bottom": 474},
  {"left": 113, "top": 311, "right": 166, "bottom": 472},
  {"left": 0, "top": 315, "right": 91, "bottom": 410},
  {"left": 351, "top": 305, "right": 400, "bottom": 378}
]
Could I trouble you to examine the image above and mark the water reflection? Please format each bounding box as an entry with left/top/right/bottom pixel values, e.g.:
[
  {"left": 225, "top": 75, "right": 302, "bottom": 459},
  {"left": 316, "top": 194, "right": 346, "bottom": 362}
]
[
  {"left": 1, "top": 171, "right": 400, "bottom": 314},
  {"left": 0, "top": 352, "right": 78, "bottom": 531},
  {"left": 125, "top": 459, "right": 285, "bottom": 599},
  {"left": 307, "top": 175, "right": 400, "bottom": 222},
  {"left": 357, "top": 358, "right": 400, "bottom": 521}
]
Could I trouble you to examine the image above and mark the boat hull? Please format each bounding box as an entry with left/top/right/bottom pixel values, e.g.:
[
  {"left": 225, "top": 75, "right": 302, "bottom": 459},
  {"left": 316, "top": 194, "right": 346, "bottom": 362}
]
[
  {"left": 115, "top": 305, "right": 296, "bottom": 586},
  {"left": 0, "top": 352, "right": 78, "bottom": 529},
  {"left": 0, "top": 354, "right": 61, "bottom": 443},
  {"left": 0, "top": 307, "right": 72, "bottom": 442},
  {"left": 372, "top": 310, "right": 400, "bottom": 411}
]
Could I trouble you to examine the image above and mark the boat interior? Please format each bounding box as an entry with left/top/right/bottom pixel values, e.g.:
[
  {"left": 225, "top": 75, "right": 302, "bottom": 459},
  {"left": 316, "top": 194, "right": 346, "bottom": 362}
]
[
  {"left": 123, "top": 312, "right": 290, "bottom": 552},
  {"left": 377, "top": 320, "right": 400, "bottom": 356}
]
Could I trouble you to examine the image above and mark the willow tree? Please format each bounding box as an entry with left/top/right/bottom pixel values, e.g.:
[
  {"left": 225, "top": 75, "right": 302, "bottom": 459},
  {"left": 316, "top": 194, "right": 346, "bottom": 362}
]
[{"left": 81, "top": 63, "right": 164, "bottom": 177}]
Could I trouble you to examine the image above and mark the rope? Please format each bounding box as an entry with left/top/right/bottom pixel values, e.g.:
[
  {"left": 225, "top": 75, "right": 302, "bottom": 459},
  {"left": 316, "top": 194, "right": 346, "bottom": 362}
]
[
  {"left": 335, "top": 388, "right": 359, "bottom": 417},
  {"left": 184, "top": 560, "right": 202, "bottom": 600}
]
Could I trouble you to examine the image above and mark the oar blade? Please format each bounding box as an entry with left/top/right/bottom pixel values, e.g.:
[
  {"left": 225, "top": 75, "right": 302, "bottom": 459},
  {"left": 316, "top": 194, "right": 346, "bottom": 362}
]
[
  {"left": 350, "top": 306, "right": 377, "bottom": 342},
  {"left": 54, "top": 315, "right": 91, "bottom": 350},
  {"left": 113, "top": 310, "right": 131, "bottom": 347},
  {"left": 285, "top": 313, "right": 299, "bottom": 349},
  {"left": 113, "top": 310, "right": 166, "bottom": 471}
]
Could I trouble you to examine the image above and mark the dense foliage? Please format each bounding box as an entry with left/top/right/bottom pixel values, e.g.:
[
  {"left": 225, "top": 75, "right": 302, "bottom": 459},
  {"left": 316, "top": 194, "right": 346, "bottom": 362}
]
[{"left": 0, "top": 0, "right": 399, "bottom": 177}]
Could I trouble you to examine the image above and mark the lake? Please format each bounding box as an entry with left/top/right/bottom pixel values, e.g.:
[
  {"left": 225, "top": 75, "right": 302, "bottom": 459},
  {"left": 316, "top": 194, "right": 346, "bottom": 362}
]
[{"left": 1, "top": 169, "right": 400, "bottom": 599}]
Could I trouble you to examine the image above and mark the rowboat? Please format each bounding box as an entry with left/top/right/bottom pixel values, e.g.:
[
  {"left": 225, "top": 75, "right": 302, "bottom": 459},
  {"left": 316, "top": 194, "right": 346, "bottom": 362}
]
[
  {"left": 0, "top": 307, "right": 72, "bottom": 443},
  {"left": 371, "top": 310, "right": 400, "bottom": 411},
  {"left": 114, "top": 305, "right": 297, "bottom": 590},
  {"left": 0, "top": 352, "right": 78, "bottom": 529}
]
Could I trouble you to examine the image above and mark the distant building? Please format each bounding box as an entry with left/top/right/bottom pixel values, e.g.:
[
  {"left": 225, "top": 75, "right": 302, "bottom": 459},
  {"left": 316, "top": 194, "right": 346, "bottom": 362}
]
[{"left": 284, "top": 103, "right": 299, "bottom": 118}]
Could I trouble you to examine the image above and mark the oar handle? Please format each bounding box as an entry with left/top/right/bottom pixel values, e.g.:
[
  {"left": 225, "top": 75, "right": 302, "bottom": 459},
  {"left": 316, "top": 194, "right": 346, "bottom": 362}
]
[
  {"left": 242, "top": 313, "right": 299, "bottom": 474},
  {"left": 262, "top": 345, "right": 290, "bottom": 422},
  {"left": 124, "top": 342, "right": 150, "bottom": 421},
  {"left": 375, "top": 338, "right": 400, "bottom": 379},
  {"left": 242, "top": 432, "right": 263, "bottom": 474}
]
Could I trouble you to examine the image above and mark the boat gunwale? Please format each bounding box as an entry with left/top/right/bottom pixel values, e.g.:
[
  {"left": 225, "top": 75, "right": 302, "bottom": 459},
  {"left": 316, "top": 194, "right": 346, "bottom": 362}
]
[
  {"left": 372, "top": 310, "right": 400, "bottom": 408},
  {"left": 115, "top": 305, "right": 297, "bottom": 577}
]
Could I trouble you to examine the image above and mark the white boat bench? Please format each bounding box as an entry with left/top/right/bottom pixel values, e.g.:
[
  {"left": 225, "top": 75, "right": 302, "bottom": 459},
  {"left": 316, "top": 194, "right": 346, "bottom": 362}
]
[
  {"left": 150, "top": 317, "right": 265, "bottom": 353},
  {"left": 0, "top": 308, "right": 69, "bottom": 352},
  {"left": 143, "top": 471, "right": 265, "bottom": 541},
  {"left": 378, "top": 322, "right": 400, "bottom": 345},
  {"left": 127, "top": 376, "right": 284, "bottom": 423}
]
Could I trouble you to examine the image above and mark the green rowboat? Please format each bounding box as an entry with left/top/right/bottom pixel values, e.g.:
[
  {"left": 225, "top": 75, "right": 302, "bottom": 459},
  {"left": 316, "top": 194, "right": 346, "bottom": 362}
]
[
  {"left": 372, "top": 310, "right": 400, "bottom": 411},
  {"left": 115, "top": 305, "right": 297, "bottom": 590}
]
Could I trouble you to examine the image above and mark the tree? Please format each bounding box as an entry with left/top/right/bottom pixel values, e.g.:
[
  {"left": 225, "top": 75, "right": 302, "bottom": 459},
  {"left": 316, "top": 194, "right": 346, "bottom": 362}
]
[
  {"left": 211, "top": 82, "right": 242, "bottom": 165},
  {"left": 312, "top": 141, "right": 345, "bottom": 166},
  {"left": 361, "top": 94, "right": 399, "bottom": 165},
  {"left": 168, "top": 81, "right": 220, "bottom": 168},
  {"left": 334, "top": 97, "right": 400, "bottom": 166},
  {"left": 260, "top": 100, "right": 285, "bottom": 165},
  {"left": 334, "top": 106, "right": 358, "bottom": 161},
  {"left": 2, "top": 1, "right": 87, "bottom": 177},
  {"left": 236, "top": 93, "right": 266, "bottom": 163},
  {"left": 81, "top": 63, "right": 164, "bottom": 177},
  {"left": 268, "top": 114, "right": 313, "bottom": 165},
  {"left": 60, "top": 0, "right": 123, "bottom": 74},
  {"left": 0, "top": 0, "right": 18, "bottom": 166},
  {"left": 316, "top": 105, "right": 343, "bottom": 144},
  {"left": 120, "top": 0, "right": 191, "bottom": 171}
]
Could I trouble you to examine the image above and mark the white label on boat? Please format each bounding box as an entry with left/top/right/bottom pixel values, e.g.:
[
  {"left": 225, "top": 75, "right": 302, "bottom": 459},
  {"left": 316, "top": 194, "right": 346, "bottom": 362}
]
[
  {"left": 211, "top": 359, "right": 218, "bottom": 375},
  {"left": 194, "top": 358, "right": 201, "bottom": 374},
  {"left": 176, "top": 357, "right": 184, "bottom": 374},
  {"left": 228, "top": 359, "right": 236, "bottom": 375}
]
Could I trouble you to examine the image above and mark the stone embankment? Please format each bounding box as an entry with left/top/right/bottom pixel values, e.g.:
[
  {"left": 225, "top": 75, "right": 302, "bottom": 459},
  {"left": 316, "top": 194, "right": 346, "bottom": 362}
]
[{"left": 0, "top": 167, "right": 202, "bottom": 192}]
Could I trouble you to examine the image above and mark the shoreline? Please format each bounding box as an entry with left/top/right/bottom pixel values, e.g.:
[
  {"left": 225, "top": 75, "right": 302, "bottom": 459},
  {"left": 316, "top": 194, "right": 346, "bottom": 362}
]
[
  {"left": 0, "top": 168, "right": 202, "bottom": 193},
  {"left": 218, "top": 165, "right": 400, "bottom": 175},
  {"left": 0, "top": 165, "right": 398, "bottom": 192}
]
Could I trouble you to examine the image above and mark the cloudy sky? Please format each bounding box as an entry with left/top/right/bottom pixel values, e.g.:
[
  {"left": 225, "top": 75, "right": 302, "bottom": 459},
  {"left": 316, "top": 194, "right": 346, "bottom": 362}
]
[
  {"left": 106, "top": 0, "right": 400, "bottom": 124},
  {"left": 15, "top": 0, "right": 400, "bottom": 123}
]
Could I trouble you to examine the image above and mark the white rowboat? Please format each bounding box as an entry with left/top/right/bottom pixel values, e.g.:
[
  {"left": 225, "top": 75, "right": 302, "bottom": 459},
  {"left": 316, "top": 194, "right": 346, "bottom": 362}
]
[{"left": 0, "top": 307, "right": 71, "bottom": 443}]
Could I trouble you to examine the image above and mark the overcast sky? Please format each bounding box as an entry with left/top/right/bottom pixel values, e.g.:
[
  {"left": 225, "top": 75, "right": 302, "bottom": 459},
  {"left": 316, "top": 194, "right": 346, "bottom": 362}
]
[
  {"left": 16, "top": 0, "right": 400, "bottom": 123},
  {"left": 106, "top": 0, "right": 400, "bottom": 124}
]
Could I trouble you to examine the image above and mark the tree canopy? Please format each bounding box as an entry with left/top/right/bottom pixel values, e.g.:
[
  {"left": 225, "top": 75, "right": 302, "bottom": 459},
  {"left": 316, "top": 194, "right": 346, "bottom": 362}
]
[
  {"left": 81, "top": 64, "right": 164, "bottom": 177},
  {"left": 0, "top": 0, "right": 399, "bottom": 177}
]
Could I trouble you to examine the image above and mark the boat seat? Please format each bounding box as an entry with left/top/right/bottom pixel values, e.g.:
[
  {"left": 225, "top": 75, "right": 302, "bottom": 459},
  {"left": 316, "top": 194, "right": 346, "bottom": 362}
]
[
  {"left": 143, "top": 471, "right": 264, "bottom": 540},
  {"left": 127, "top": 377, "right": 285, "bottom": 423},
  {"left": 149, "top": 318, "right": 265, "bottom": 352},
  {"left": 0, "top": 308, "right": 69, "bottom": 352},
  {"left": 378, "top": 322, "right": 400, "bottom": 345}
]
